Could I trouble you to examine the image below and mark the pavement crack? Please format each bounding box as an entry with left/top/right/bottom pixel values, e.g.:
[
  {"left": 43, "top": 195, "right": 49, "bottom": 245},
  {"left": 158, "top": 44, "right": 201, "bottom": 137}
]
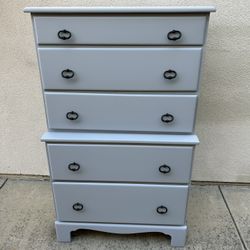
[
  {"left": 0, "top": 178, "right": 8, "bottom": 189},
  {"left": 218, "top": 185, "right": 248, "bottom": 250}
]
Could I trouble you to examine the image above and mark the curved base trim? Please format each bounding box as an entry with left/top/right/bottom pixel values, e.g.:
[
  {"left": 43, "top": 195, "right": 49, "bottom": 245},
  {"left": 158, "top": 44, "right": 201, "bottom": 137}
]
[{"left": 55, "top": 221, "right": 187, "bottom": 247}]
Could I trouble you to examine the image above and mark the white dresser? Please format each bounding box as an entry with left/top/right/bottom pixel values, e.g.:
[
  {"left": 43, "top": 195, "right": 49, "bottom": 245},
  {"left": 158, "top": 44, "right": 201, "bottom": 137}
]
[{"left": 24, "top": 6, "right": 215, "bottom": 247}]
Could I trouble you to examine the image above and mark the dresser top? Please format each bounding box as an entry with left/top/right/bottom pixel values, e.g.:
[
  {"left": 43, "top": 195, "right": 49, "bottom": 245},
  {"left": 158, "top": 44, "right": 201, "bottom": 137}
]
[
  {"left": 41, "top": 132, "right": 199, "bottom": 145},
  {"left": 24, "top": 6, "right": 216, "bottom": 14}
]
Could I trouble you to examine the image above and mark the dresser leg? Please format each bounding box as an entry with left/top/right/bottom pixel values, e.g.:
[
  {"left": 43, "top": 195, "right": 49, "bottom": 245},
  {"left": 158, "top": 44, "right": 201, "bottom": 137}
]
[
  {"left": 168, "top": 227, "right": 187, "bottom": 247},
  {"left": 55, "top": 222, "right": 72, "bottom": 242}
]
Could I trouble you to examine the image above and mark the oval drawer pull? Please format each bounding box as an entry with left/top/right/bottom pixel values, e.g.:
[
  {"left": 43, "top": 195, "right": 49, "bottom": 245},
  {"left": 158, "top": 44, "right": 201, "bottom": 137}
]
[
  {"left": 61, "top": 69, "right": 75, "bottom": 79},
  {"left": 66, "top": 111, "right": 79, "bottom": 120},
  {"left": 167, "top": 30, "right": 182, "bottom": 41},
  {"left": 161, "top": 113, "right": 174, "bottom": 123},
  {"left": 159, "top": 164, "right": 171, "bottom": 174},
  {"left": 156, "top": 206, "right": 168, "bottom": 214},
  {"left": 72, "top": 202, "right": 84, "bottom": 211},
  {"left": 68, "top": 162, "right": 80, "bottom": 172},
  {"left": 163, "top": 70, "right": 177, "bottom": 80},
  {"left": 58, "top": 29, "right": 72, "bottom": 40}
]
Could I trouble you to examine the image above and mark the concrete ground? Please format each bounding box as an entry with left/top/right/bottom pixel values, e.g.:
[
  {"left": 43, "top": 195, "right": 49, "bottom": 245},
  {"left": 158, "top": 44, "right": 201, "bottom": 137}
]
[{"left": 0, "top": 178, "right": 249, "bottom": 250}]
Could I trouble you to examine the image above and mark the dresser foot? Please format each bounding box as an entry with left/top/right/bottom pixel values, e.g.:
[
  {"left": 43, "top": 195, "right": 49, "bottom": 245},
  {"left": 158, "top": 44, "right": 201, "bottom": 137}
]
[
  {"left": 166, "top": 226, "right": 187, "bottom": 247},
  {"left": 55, "top": 221, "right": 72, "bottom": 242},
  {"left": 55, "top": 221, "right": 187, "bottom": 246}
]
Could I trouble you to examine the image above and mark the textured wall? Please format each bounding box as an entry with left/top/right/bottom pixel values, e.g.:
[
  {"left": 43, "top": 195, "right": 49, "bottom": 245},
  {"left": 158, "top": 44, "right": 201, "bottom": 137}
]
[{"left": 1, "top": 0, "right": 250, "bottom": 182}]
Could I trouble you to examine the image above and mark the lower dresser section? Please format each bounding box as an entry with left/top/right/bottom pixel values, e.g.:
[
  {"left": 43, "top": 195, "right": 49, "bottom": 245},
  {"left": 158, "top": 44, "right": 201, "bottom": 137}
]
[
  {"left": 42, "top": 132, "right": 199, "bottom": 246},
  {"left": 53, "top": 182, "right": 189, "bottom": 225}
]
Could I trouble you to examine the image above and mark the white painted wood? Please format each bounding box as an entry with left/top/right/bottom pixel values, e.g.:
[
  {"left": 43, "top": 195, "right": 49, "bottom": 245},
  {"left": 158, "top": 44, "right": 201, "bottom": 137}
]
[
  {"left": 41, "top": 131, "right": 199, "bottom": 145},
  {"left": 55, "top": 221, "right": 187, "bottom": 247},
  {"left": 53, "top": 182, "right": 188, "bottom": 225},
  {"left": 24, "top": 6, "right": 216, "bottom": 13}
]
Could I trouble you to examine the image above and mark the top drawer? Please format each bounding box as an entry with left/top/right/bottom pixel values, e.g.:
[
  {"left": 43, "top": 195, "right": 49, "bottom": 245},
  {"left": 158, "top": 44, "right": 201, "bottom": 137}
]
[{"left": 33, "top": 15, "right": 208, "bottom": 45}]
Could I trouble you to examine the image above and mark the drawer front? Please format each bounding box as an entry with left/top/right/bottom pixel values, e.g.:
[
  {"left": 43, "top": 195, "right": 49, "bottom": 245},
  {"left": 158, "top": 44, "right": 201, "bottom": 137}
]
[
  {"left": 53, "top": 182, "right": 188, "bottom": 225},
  {"left": 44, "top": 93, "right": 197, "bottom": 133},
  {"left": 47, "top": 144, "right": 194, "bottom": 183},
  {"left": 38, "top": 48, "right": 202, "bottom": 91},
  {"left": 34, "top": 15, "right": 207, "bottom": 45}
]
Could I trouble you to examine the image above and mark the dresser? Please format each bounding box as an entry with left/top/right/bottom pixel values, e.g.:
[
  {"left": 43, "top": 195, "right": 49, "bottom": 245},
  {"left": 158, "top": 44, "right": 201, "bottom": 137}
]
[{"left": 24, "top": 6, "right": 215, "bottom": 247}]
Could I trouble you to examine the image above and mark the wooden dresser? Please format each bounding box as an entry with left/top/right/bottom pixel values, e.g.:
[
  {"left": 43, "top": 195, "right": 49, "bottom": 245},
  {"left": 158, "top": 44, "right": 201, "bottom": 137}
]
[{"left": 24, "top": 6, "right": 215, "bottom": 247}]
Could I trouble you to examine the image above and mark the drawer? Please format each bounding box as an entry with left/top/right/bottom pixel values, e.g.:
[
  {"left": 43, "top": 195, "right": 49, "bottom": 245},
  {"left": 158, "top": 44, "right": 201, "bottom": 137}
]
[
  {"left": 53, "top": 182, "right": 188, "bottom": 225},
  {"left": 47, "top": 144, "right": 194, "bottom": 183},
  {"left": 38, "top": 48, "right": 202, "bottom": 91},
  {"left": 44, "top": 92, "right": 197, "bottom": 133},
  {"left": 34, "top": 15, "right": 207, "bottom": 45}
]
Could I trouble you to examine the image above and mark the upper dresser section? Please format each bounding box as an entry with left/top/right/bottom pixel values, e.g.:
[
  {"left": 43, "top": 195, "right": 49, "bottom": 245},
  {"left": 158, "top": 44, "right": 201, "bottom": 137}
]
[{"left": 25, "top": 6, "right": 215, "bottom": 46}]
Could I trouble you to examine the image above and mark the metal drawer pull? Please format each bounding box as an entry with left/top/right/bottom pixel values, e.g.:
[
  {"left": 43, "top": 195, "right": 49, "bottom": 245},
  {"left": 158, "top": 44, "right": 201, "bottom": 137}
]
[
  {"left": 61, "top": 69, "right": 74, "bottom": 79},
  {"left": 156, "top": 206, "right": 168, "bottom": 214},
  {"left": 163, "top": 70, "right": 177, "bottom": 80},
  {"left": 68, "top": 162, "right": 80, "bottom": 172},
  {"left": 161, "top": 113, "right": 174, "bottom": 123},
  {"left": 72, "top": 202, "right": 84, "bottom": 211},
  {"left": 167, "top": 30, "right": 182, "bottom": 41},
  {"left": 58, "top": 29, "right": 72, "bottom": 40},
  {"left": 66, "top": 111, "right": 79, "bottom": 120},
  {"left": 159, "top": 164, "right": 171, "bottom": 174}
]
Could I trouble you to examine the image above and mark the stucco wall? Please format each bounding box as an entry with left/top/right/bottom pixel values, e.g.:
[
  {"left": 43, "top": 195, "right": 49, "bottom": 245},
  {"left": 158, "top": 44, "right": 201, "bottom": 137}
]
[{"left": 1, "top": 0, "right": 250, "bottom": 182}]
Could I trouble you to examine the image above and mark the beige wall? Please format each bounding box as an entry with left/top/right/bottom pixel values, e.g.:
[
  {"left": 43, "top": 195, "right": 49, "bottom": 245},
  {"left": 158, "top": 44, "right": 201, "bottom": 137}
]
[{"left": 1, "top": 0, "right": 250, "bottom": 182}]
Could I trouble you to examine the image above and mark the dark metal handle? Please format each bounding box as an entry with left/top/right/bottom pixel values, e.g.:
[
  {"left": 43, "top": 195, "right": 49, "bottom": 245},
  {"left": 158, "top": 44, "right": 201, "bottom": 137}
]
[
  {"left": 156, "top": 206, "right": 168, "bottom": 214},
  {"left": 161, "top": 113, "right": 174, "bottom": 123},
  {"left": 68, "top": 162, "right": 80, "bottom": 172},
  {"left": 159, "top": 164, "right": 171, "bottom": 174},
  {"left": 164, "top": 70, "right": 177, "bottom": 80},
  {"left": 167, "top": 30, "right": 182, "bottom": 41},
  {"left": 58, "top": 29, "right": 72, "bottom": 40},
  {"left": 61, "top": 69, "right": 74, "bottom": 79},
  {"left": 73, "top": 202, "right": 84, "bottom": 211},
  {"left": 66, "top": 111, "right": 79, "bottom": 120}
]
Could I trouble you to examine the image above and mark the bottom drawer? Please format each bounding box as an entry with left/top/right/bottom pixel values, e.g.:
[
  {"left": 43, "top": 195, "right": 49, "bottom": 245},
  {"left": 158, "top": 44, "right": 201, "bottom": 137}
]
[{"left": 53, "top": 182, "right": 188, "bottom": 225}]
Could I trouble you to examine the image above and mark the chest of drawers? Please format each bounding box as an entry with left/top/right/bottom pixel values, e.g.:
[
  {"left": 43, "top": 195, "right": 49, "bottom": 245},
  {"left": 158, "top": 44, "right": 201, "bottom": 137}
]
[{"left": 25, "top": 6, "right": 215, "bottom": 247}]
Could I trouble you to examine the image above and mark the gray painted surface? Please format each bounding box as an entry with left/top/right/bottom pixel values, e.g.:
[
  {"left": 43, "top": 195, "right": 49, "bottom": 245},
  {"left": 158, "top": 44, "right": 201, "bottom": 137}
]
[
  {"left": 47, "top": 144, "right": 194, "bottom": 183},
  {"left": 41, "top": 131, "right": 200, "bottom": 145},
  {"left": 55, "top": 222, "right": 187, "bottom": 247},
  {"left": 34, "top": 15, "right": 207, "bottom": 45},
  {"left": 24, "top": 6, "right": 216, "bottom": 14},
  {"left": 38, "top": 48, "right": 202, "bottom": 91},
  {"left": 53, "top": 182, "right": 188, "bottom": 225},
  {"left": 220, "top": 186, "right": 250, "bottom": 249},
  {"left": 44, "top": 92, "right": 197, "bottom": 133}
]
